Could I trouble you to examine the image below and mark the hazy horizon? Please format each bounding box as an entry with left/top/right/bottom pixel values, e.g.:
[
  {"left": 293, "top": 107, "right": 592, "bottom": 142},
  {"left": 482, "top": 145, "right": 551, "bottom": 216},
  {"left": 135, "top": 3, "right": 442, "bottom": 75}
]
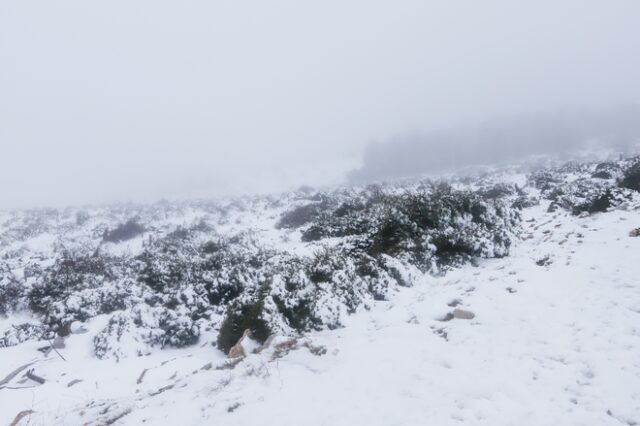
[
  {"left": 2, "top": 0, "right": 640, "bottom": 208},
  {"left": 350, "top": 105, "right": 640, "bottom": 183}
]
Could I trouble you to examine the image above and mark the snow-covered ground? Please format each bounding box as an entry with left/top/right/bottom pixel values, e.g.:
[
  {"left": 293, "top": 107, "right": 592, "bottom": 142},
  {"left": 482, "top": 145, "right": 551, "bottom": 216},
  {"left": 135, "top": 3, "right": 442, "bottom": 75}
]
[{"left": 1, "top": 199, "right": 639, "bottom": 425}]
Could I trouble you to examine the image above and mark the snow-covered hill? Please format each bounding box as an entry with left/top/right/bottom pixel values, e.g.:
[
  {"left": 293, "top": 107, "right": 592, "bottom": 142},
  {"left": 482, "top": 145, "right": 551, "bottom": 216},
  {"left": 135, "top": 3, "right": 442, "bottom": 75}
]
[{"left": 1, "top": 155, "right": 639, "bottom": 425}]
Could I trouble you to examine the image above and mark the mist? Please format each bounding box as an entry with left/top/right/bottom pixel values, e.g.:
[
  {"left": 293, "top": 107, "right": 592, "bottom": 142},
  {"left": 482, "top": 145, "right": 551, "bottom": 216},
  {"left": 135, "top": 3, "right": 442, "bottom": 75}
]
[
  {"left": 2, "top": 0, "right": 640, "bottom": 208},
  {"left": 350, "top": 105, "right": 640, "bottom": 182}
]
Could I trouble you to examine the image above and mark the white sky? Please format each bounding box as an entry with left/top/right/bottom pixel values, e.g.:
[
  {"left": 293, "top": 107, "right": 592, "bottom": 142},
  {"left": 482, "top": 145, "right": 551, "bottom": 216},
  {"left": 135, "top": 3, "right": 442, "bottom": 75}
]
[{"left": 1, "top": 0, "right": 640, "bottom": 208}]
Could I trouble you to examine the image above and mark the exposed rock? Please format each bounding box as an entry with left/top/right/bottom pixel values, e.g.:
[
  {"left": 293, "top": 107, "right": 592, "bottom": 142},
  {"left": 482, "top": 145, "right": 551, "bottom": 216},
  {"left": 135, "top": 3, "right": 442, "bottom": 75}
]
[
  {"left": 453, "top": 308, "right": 475, "bottom": 320},
  {"left": 228, "top": 329, "right": 252, "bottom": 359},
  {"left": 629, "top": 228, "right": 640, "bottom": 237}
]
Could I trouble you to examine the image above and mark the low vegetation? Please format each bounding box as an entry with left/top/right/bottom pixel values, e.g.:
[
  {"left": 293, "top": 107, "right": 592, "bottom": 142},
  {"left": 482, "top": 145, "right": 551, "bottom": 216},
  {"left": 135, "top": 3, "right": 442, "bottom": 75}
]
[{"left": 1, "top": 155, "right": 638, "bottom": 358}]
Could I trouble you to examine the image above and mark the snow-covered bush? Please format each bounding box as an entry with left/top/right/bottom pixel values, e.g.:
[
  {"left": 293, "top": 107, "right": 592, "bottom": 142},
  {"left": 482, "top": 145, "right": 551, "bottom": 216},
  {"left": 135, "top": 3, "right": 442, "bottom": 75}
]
[
  {"left": 93, "top": 303, "right": 204, "bottom": 360},
  {"left": 216, "top": 298, "right": 271, "bottom": 354},
  {"left": 294, "top": 183, "right": 518, "bottom": 271},
  {"left": 103, "top": 218, "right": 145, "bottom": 243},
  {"left": 0, "top": 174, "right": 523, "bottom": 357},
  {"left": 276, "top": 202, "right": 328, "bottom": 229},
  {"left": 30, "top": 157, "right": 640, "bottom": 359},
  {"left": 28, "top": 250, "right": 117, "bottom": 333},
  {"left": 619, "top": 160, "right": 640, "bottom": 191},
  {"left": 0, "top": 269, "right": 25, "bottom": 317},
  {"left": 0, "top": 323, "right": 49, "bottom": 348},
  {"left": 530, "top": 155, "right": 640, "bottom": 215},
  {"left": 592, "top": 161, "right": 623, "bottom": 180}
]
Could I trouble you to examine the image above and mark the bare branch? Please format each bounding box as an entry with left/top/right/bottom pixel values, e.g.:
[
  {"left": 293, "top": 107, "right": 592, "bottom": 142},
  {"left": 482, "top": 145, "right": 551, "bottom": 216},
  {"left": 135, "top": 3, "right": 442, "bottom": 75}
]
[
  {"left": 0, "top": 362, "right": 37, "bottom": 389},
  {"left": 25, "top": 369, "right": 45, "bottom": 385}
]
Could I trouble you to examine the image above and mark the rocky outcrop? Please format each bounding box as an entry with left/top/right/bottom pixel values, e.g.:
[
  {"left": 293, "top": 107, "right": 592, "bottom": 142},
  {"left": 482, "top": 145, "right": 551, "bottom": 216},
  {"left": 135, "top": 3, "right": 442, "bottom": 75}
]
[{"left": 228, "top": 329, "right": 253, "bottom": 359}]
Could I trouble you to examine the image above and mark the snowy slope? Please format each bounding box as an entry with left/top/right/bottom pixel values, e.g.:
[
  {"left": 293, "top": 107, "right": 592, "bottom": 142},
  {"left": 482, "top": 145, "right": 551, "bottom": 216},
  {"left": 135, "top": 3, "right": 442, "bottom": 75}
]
[{"left": 1, "top": 157, "right": 640, "bottom": 425}]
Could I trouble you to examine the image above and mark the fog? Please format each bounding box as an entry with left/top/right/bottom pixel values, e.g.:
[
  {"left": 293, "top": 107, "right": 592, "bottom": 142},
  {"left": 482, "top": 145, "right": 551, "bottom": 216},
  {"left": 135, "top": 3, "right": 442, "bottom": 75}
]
[
  {"left": 1, "top": 0, "right": 640, "bottom": 208},
  {"left": 351, "top": 105, "right": 640, "bottom": 182}
]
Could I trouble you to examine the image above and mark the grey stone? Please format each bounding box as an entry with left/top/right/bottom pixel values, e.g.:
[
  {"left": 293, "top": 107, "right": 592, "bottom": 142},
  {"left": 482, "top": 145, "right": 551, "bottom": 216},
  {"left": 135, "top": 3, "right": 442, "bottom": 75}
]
[{"left": 453, "top": 308, "right": 475, "bottom": 320}]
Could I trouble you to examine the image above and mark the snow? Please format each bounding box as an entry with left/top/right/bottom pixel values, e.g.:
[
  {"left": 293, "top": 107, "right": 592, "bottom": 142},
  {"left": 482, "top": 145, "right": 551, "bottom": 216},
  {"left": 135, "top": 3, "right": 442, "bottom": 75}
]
[{"left": 1, "top": 198, "right": 639, "bottom": 425}]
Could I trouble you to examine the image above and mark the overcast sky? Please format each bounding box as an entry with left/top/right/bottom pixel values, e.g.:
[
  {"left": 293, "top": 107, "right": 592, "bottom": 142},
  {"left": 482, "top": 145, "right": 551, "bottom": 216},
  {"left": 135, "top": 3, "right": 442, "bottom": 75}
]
[{"left": 1, "top": 0, "right": 640, "bottom": 208}]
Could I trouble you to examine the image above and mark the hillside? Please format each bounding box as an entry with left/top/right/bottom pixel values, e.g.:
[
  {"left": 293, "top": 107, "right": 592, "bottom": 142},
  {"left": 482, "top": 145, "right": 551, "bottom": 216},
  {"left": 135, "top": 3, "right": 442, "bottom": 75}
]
[{"left": 1, "top": 154, "right": 639, "bottom": 425}]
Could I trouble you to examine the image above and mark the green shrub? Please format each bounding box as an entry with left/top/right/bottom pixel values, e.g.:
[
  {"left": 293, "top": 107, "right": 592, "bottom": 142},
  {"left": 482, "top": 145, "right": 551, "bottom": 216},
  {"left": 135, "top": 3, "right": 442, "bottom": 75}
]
[
  {"left": 103, "top": 218, "right": 145, "bottom": 243},
  {"left": 0, "top": 272, "right": 24, "bottom": 317},
  {"left": 272, "top": 295, "right": 321, "bottom": 332},
  {"left": 216, "top": 299, "right": 271, "bottom": 354},
  {"left": 620, "top": 161, "right": 640, "bottom": 191},
  {"left": 276, "top": 203, "right": 325, "bottom": 229}
]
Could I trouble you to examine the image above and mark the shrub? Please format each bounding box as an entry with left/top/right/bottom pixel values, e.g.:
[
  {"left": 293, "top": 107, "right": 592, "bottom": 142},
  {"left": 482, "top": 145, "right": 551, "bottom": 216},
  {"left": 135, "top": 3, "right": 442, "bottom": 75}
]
[
  {"left": 0, "top": 272, "right": 25, "bottom": 317},
  {"left": 276, "top": 203, "right": 325, "bottom": 229},
  {"left": 1, "top": 160, "right": 533, "bottom": 358},
  {"left": 0, "top": 323, "right": 49, "bottom": 348},
  {"left": 365, "top": 187, "right": 514, "bottom": 269},
  {"left": 571, "top": 190, "right": 614, "bottom": 215},
  {"left": 103, "top": 218, "right": 145, "bottom": 243},
  {"left": 368, "top": 214, "right": 411, "bottom": 258},
  {"left": 156, "top": 309, "right": 200, "bottom": 347},
  {"left": 94, "top": 306, "right": 202, "bottom": 360},
  {"left": 619, "top": 161, "right": 640, "bottom": 191},
  {"left": 481, "top": 183, "right": 514, "bottom": 199},
  {"left": 271, "top": 295, "right": 320, "bottom": 332},
  {"left": 217, "top": 299, "right": 271, "bottom": 354},
  {"left": 28, "top": 251, "right": 113, "bottom": 326},
  {"left": 93, "top": 312, "right": 133, "bottom": 360},
  {"left": 202, "top": 266, "right": 247, "bottom": 305},
  {"left": 529, "top": 170, "right": 562, "bottom": 192},
  {"left": 137, "top": 247, "right": 191, "bottom": 293},
  {"left": 592, "top": 170, "right": 612, "bottom": 179},
  {"left": 307, "top": 247, "right": 341, "bottom": 284},
  {"left": 592, "top": 161, "right": 622, "bottom": 180}
]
